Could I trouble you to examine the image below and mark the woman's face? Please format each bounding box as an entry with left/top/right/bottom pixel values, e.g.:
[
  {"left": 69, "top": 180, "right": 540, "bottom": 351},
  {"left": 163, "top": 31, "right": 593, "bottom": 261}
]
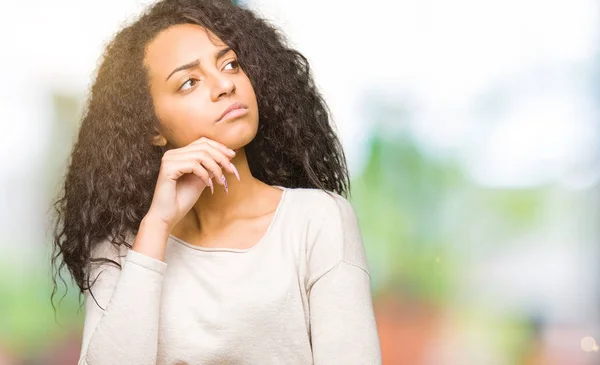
[{"left": 144, "top": 24, "right": 259, "bottom": 150}]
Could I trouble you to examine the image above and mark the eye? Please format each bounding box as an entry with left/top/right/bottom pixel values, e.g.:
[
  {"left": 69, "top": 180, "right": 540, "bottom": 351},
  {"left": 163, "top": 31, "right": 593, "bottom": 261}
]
[
  {"left": 179, "top": 78, "right": 199, "bottom": 92},
  {"left": 223, "top": 60, "right": 239, "bottom": 71},
  {"left": 179, "top": 78, "right": 197, "bottom": 91}
]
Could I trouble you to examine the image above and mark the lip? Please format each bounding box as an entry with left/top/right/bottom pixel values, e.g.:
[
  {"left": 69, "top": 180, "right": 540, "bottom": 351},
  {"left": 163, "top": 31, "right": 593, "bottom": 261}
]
[{"left": 216, "top": 102, "right": 248, "bottom": 123}]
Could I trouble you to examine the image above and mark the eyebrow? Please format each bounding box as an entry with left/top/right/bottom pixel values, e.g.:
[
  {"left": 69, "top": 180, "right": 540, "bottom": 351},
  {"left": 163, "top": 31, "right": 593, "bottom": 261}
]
[{"left": 166, "top": 47, "right": 233, "bottom": 81}]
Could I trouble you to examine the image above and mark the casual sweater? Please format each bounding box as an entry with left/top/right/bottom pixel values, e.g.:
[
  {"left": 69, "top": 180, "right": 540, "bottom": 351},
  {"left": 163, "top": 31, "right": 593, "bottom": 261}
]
[{"left": 78, "top": 186, "right": 382, "bottom": 365}]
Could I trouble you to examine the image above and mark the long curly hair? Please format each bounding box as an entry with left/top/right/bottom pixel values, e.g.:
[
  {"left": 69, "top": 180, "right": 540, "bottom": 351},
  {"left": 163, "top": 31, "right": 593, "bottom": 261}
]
[{"left": 50, "top": 0, "right": 350, "bottom": 309}]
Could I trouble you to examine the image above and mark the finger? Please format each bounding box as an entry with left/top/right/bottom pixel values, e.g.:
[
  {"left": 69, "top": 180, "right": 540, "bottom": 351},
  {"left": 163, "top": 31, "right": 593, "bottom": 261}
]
[
  {"left": 174, "top": 150, "right": 235, "bottom": 184},
  {"left": 189, "top": 137, "right": 236, "bottom": 158},
  {"left": 168, "top": 142, "right": 238, "bottom": 177},
  {"left": 188, "top": 151, "right": 226, "bottom": 186},
  {"left": 163, "top": 160, "right": 211, "bottom": 188},
  {"left": 192, "top": 162, "right": 214, "bottom": 194},
  {"left": 190, "top": 146, "right": 238, "bottom": 178}
]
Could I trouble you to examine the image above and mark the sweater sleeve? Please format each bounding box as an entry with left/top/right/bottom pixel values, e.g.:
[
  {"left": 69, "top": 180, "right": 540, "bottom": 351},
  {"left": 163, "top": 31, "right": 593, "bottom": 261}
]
[
  {"left": 306, "top": 193, "right": 382, "bottom": 364},
  {"left": 78, "top": 237, "right": 167, "bottom": 365}
]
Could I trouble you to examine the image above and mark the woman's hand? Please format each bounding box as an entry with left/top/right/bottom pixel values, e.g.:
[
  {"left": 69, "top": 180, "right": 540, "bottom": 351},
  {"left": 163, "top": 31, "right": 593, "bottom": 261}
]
[{"left": 146, "top": 137, "right": 240, "bottom": 232}]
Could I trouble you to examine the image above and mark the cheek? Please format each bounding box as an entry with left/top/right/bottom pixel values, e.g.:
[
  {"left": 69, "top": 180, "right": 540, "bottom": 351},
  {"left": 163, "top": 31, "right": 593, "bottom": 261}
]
[{"left": 154, "top": 95, "right": 215, "bottom": 146}]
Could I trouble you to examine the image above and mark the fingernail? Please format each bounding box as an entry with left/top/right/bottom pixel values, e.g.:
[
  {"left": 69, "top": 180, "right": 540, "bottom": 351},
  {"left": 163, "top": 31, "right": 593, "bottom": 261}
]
[
  {"left": 221, "top": 175, "right": 228, "bottom": 194},
  {"left": 230, "top": 163, "right": 240, "bottom": 181},
  {"left": 208, "top": 178, "right": 214, "bottom": 194},
  {"left": 228, "top": 149, "right": 236, "bottom": 156}
]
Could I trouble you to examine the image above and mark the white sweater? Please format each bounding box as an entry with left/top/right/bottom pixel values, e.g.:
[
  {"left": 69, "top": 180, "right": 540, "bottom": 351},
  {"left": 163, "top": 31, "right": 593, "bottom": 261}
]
[{"left": 78, "top": 187, "right": 381, "bottom": 365}]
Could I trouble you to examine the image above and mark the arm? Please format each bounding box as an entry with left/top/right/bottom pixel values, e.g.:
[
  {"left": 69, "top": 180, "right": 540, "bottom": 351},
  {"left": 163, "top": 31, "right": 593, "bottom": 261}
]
[
  {"left": 78, "top": 219, "right": 168, "bottom": 365},
  {"left": 310, "top": 262, "right": 381, "bottom": 364},
  {"left": 307, "top": 193, "right": 382, "bottom": 364},
  {"left": 78, "top": 136, "right": 232, "bottom": 364}
]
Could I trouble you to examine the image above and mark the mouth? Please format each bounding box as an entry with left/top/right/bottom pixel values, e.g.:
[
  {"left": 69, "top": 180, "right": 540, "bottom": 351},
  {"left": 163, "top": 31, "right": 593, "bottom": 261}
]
[{"left": 216, "top": 102, "right": 249, "bottom": 123}]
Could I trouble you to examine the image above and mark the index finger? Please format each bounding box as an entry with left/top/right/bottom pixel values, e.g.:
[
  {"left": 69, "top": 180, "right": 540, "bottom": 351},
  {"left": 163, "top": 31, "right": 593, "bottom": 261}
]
[{"left": 189, "top": 137, "right": 236, "bottom": 157}]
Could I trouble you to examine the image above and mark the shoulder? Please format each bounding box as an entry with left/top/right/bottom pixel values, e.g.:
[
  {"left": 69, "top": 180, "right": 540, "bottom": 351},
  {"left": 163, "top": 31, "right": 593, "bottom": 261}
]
[
  {"left": 283, "top": 187, "right": 356, "bottom": 225},
  {"left": 283, "top": 188, "right": 369, "bottom": 279},
  {"left": 89, "top": 230, "right": 135, "bottom": 266}
]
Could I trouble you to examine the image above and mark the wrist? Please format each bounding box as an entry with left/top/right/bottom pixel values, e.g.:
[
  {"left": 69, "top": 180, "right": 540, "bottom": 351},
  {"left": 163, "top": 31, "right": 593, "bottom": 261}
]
[
  {"left": 141, "top": 213, "right": 172, "bottom": 234},
  {"left": 132, "top": 215, "right": 171, "bottom": 262}
]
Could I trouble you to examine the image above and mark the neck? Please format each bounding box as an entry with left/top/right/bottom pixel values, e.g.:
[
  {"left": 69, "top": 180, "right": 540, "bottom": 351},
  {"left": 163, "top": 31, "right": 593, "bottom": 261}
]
[{"left": 177, "top": 147, "right": 263, "bottom": 235}]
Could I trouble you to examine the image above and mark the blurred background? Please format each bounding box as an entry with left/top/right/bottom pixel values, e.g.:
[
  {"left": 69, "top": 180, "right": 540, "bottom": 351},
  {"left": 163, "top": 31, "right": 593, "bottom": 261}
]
[{"left": 0, "top": 0, "right": 599, "bottom": 364}]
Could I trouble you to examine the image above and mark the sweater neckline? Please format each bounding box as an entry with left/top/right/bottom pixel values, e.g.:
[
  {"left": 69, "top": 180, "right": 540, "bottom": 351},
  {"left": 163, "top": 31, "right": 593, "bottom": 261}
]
[{"left": 168, "top": 186, "right": 288, "bottom": 253}]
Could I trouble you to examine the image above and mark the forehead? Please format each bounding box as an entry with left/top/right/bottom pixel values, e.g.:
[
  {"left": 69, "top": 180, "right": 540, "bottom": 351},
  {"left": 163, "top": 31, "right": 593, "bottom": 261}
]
[{"left": 144, "top": 23, "right": 226, "bottom": 78}]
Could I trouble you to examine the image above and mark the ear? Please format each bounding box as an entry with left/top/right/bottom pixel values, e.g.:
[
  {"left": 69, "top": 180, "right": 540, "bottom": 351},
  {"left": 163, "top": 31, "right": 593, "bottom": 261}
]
[{"left": 151, "top": 134, "right": 167, "bottom": 147}]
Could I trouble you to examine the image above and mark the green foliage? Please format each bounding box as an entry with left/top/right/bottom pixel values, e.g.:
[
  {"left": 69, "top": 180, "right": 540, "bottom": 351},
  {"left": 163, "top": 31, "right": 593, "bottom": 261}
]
[
  {"left": 0, "top": 249, "right": 83, "bottom": 357},
  {"left": 350, "top": 128, "right": 548, "bottom": 305},
  {"left": 351, "top": 131, "right": 463, "bottom": 303}
]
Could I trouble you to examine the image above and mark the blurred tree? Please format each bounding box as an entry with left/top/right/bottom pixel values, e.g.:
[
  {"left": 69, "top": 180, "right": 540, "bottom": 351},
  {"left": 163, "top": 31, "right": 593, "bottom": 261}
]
[
  {"left": 351, "top": 130, "right": 462, "bottom": 303},
  {"left": 350, "top": 95, "right": 547, "bottom": 304},
  {"left": 0, "top": 90, "right": 84, "bottom": 361},
  {"left": 351, "top": 94, "right": 551, "bottom": 363}
]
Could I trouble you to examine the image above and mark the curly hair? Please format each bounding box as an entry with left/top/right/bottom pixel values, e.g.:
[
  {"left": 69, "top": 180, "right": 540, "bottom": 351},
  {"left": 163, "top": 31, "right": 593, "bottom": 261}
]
[{"left": 50, "top": 0, "right": 350, "bottom": 309}]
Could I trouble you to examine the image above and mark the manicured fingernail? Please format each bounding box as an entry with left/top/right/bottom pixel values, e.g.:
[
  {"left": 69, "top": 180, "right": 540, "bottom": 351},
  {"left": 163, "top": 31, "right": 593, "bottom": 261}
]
[
  {"left": 230, "top": 163, "right": 240, "bottom": 181},
  {"left": 208, "top": 178, "right": 214, "bottom": 194},
  {"left": 221, "top": 175, "right": 228, "bottom": 194},
  {"left": 228, "top": 149, "right": 236, "bottom": 156}
]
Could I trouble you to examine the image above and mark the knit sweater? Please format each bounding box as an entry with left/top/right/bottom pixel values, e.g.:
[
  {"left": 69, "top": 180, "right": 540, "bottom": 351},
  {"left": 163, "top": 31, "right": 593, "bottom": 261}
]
[{"left": 78, "top": 187, "right": 381, "bottom": 365}]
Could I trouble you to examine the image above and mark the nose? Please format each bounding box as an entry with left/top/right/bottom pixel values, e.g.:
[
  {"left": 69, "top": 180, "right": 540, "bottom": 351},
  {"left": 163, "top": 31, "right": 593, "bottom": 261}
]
[{"left": 209, "top": 72, "right": 236, "bottom": 101}]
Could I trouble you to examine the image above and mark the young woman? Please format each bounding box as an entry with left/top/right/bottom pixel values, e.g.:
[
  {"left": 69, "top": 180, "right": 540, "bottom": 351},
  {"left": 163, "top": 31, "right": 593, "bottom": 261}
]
[{"left": 51, "top": 0, "right": 381, "bottom": 364}]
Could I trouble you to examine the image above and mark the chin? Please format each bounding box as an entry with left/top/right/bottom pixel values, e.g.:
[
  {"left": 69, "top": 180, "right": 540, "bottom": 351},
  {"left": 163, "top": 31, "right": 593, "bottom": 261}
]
[{"left": 219, "top": 121, "right": 258, "bottom": 150}]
